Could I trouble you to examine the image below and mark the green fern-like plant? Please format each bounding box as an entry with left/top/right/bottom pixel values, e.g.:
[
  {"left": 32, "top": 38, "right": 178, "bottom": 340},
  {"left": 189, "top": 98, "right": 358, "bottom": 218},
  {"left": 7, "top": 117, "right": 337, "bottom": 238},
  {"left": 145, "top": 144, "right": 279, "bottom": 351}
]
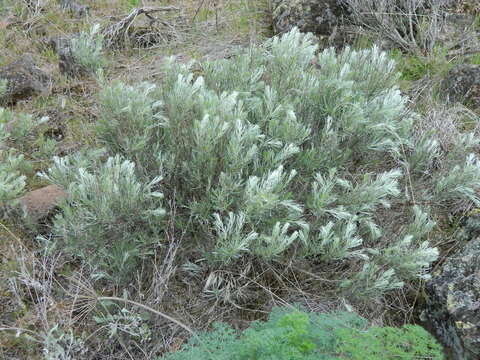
[{"left": 161, "top": 307, "right": 444, "bottom": 360}]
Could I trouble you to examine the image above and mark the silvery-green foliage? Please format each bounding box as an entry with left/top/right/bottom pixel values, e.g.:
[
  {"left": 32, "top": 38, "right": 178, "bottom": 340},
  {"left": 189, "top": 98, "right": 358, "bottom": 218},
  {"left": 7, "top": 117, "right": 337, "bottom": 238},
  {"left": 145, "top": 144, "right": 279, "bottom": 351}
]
[
  {"left": 374, "top": 206, "right": 438, "bottom": 280},
  {"left": 253, "top": 221, "right": 304, "bottom": 259},
  {"left": 97, "top": 82, "right": 163, "bottom": 170},
  {"left": 0, "top": 108, "right": 46, "bottom": 207},
  {"left": 0, "top": 153, "right": 27, "bottom": 203},
  {"left": 341, "top": 263, "right": 404, "bottom": 300},
  {"left": 0, "top": 146, "right": 31, "bottom": 203},
  {"left": 71, "top": 23, "right": 105, "bottom": 73},
  {"left": 335, "top": 169, "right": 402, "bottom": 231},
  {"left": 379, "top": 236, "right": 439, "bottom": 280},
  {"left": 243, "top": 166, "right": 302, "bottom": 226},
  {"left": 307, "top": 168, "right": 402, "bottom": 251},
  {"left": 0, "top": 107, "right": 48, "bottom": 147},
  {"left": 316, "top": 45, "right": 400, "bottom": 97},
  {"left": 434, "top": 153, "right": 480, "bottom": 205},
  {"left": 39, "top": 148, "right": 106, "bottom": 188},
  {"left": 41, "top": 155, "right": 165, "bottom": 281},
  {"left": 290, "top": 49, "right": 411, "bottom": 170},
  {"left": 305, "top": 221, "right": 366, "bottom": 261},
  {"left": 405, "top": 206, "right": 436, "bottom": 244},
  {"left": 407, "top": 135, "right": 441, "bottom": 176},
  {"left": 211, "top": 212, "right": 258, "bottom": 263},
  {"left": 93, "top": 307, "right": 152, "bottom": 344},
  {"left": 90, "top": 28, "right": 480, "bottom": 297},
  {"left": 264, "top": 28, "right": 318, "bottom": 95},
  {"left": 42, "top": 325, "right": 88, "bottom": 360}
]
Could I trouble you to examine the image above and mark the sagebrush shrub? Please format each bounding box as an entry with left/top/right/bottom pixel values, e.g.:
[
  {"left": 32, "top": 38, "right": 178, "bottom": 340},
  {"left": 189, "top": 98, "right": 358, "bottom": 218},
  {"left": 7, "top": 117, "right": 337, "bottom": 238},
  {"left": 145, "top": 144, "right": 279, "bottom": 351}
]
[
  {"left": 162, "top": 307, "right": 444, "bottom": 360},
  {"left": 0, "top": 107, "right": 48, "bottom": 208},
  {"left": 40, "top": 154, "right": 166, "bottom": 281},
  {"left": 71, "top": 23, "right": 105, "bottom": 74},
  {"left": 51, "top": 27, "right": 480, "bottom": 295}
]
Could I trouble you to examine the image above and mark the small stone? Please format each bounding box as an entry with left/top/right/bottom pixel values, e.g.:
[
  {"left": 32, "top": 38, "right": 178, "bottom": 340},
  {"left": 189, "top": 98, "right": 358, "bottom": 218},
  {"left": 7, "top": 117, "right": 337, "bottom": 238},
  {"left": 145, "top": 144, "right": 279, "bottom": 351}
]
[{"left": 17, "top": 185, "right": 67, "bottom": 222}]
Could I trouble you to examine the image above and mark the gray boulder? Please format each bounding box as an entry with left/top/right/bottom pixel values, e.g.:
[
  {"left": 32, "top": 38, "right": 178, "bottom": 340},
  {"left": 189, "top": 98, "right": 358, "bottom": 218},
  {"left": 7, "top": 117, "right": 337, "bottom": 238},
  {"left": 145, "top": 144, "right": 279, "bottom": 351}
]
[
  {"left": 425, "top": 238, "right": 480, "bottom": 360},
  {"left": 442, "top": 64, "right": 480, "bottom": 111},
  {"left": 0, "top": 55, "right": 51, "bottom": 105}
]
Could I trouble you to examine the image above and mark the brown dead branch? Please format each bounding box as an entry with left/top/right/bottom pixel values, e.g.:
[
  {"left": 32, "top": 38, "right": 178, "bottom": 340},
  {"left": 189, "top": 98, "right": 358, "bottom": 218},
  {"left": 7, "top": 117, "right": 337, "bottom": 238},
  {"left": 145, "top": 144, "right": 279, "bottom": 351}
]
[{"left": 102, "top": 6, "right": 185, "bottom": 50}]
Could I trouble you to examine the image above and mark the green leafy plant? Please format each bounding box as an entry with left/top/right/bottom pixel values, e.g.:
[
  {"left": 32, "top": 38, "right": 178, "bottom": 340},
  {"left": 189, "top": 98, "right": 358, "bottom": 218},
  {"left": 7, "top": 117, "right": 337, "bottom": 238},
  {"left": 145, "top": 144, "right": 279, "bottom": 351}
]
[
  {"left": 162, "top": 307, "right": 444, "bottom": 360},
  {"left": 336, "top": 323, "right": 444, "bottom": 359},
  {"left": 391, "top": 46, "right": 454, "bottom": 82}
]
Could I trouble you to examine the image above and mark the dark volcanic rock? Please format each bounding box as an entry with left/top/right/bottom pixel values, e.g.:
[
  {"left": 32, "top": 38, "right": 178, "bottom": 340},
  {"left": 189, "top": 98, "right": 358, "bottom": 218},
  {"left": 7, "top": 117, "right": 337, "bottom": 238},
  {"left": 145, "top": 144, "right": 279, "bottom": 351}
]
[
  {"left": 272, "top": 0, "right": 349, "bottom": 36},
  {"left": 0, "top": 55, "right": 51, "bottom": 105},
  {"left": 425, "top": 238, "right": 480, "bottom": 360},
  {"left": 442, "top": 64, "right": 480, "bottom": 111}
]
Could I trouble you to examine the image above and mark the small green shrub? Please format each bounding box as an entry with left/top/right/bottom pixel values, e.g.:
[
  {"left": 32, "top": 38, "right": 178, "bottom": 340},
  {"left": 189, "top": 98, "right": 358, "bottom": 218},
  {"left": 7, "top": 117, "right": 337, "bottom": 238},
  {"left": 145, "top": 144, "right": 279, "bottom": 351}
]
[
  {"left": 40, "top": 154, "right": 166, "bottom": 281},
  {"left": 162, "top": 307, "right": 444, "bottom": 360},
  {"left": 391, "top": 47, "right": 453, "bottom": 82},
  {"left": 71, "top": 24, "right": 105, "bottom": 74},
  {"left": 0, "top": 107, "right": 48, "bottom": 209},
  {"left": 336, "top": 323, "right": 444, "bottom": 360},
  {"left": 0, "top": 78, "right": 6, "bottom": 96}
]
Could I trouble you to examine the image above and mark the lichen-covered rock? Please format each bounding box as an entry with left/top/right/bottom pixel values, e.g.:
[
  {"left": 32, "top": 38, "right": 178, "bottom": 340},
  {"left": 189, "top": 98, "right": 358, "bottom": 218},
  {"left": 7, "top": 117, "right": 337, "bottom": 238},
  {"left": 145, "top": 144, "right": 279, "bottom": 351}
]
[
  {"left": 425, "top": 238, "right": 480, "bottom": 360},
  {"left": 442, "top": 64, "right": 480, "bottom": 111},
  {"left": 0, "top": 55, "right": 51, "bottom": 105},
  {"left": 272, "top": 0, "right": 349, "bottom": 36}
]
